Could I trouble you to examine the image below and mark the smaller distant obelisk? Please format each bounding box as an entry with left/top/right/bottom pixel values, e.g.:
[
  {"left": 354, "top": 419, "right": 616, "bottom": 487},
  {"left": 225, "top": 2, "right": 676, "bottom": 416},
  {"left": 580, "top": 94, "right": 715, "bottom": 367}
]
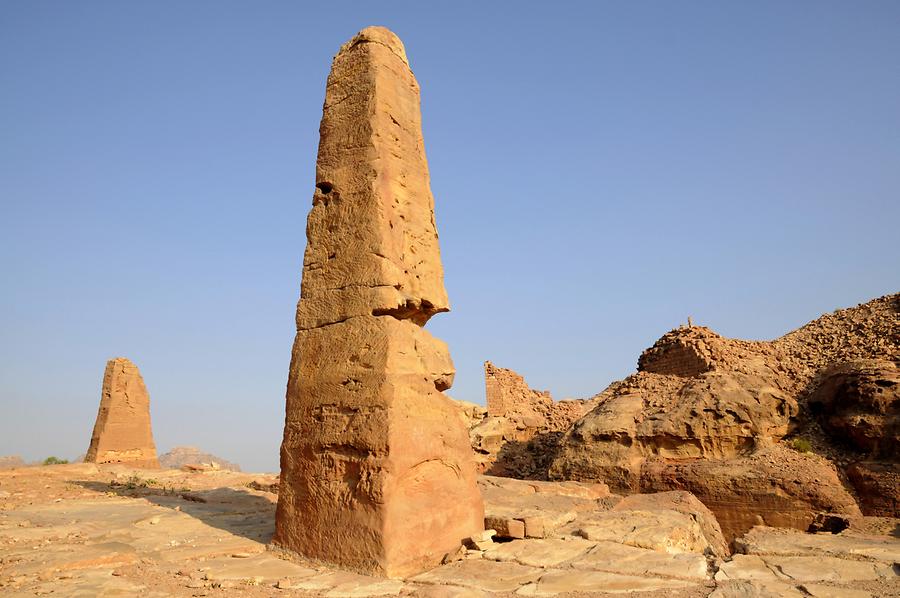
[{"left": 85, "top": 357, "right": 160, "bottom": 468}]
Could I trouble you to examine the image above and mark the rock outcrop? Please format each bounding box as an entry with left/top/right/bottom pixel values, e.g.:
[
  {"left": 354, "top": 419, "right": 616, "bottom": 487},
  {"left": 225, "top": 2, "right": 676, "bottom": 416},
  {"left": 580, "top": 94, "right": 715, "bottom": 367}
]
[
  {"left": 84, "top": 357, "right": 159, "bottom": 469},
  {"left": 273, "top": 27, "right": 483, "bottom": 578},
  {"left": 549, "top": 294, "right": 899, "bottom": 540},
  {"left": 158, "top": 446, "right": 241, "bottom": 472},
  {"left": 807, "top": 359, "right": 898, "bottom": 460}
]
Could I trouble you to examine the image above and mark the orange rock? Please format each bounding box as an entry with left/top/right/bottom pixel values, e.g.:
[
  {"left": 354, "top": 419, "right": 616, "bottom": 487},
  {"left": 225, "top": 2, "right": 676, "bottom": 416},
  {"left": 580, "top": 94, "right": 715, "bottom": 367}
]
[
  {"left": 273, "top": 26, "right": 483, "bottom": 578},
  {"left": 84, "top": 357, "right": 159, "bottom": 468}
]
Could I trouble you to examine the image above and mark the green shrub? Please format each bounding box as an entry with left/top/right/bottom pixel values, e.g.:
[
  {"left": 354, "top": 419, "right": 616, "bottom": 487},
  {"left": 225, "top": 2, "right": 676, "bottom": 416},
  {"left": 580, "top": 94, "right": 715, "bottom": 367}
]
[
  {"left": 790, "top": 438, "right": 812, "bottom": 453},
  {"left": 42, "top": 456, "right": 69, "bottom": 465}
]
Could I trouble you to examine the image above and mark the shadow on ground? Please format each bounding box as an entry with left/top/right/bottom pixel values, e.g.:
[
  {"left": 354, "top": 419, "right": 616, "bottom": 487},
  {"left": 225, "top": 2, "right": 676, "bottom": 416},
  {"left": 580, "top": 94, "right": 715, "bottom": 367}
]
[{"left": 74, "top": 480, "right": 277, "bottom": 544}]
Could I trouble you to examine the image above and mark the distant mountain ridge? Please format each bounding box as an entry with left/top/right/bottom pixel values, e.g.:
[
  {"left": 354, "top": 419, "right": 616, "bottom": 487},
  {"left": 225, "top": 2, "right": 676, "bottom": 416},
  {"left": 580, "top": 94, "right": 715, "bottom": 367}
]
[{"left": 158, "top": 446, "right": 241, "bottom": 471}]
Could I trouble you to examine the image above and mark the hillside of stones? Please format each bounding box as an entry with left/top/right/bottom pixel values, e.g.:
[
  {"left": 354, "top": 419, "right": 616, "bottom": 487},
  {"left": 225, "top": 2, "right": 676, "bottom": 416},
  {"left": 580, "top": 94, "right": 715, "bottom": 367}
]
[{"left": 462, "top": 293, "right": 899, "bottom": 541}]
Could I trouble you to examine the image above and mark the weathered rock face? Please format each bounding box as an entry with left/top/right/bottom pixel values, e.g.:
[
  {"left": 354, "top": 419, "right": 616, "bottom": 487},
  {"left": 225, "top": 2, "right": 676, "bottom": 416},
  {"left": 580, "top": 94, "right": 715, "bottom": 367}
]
[
  {"left": 846, "top": 461, "right": 900, "bottom": 517},
  {"left": 464, "top": 363, "right": 595, "bottom": 476},
  {"left": 549, "top": 362, "right": 799, "bottom": 493},
  {"left": 84, "top": 358, "right": 159, "bottom": 469},
  {"left": 273, "top": 26, "right": 483, "bottom": 578},
  {"left": 807, "top": 359, "right": 899, "bottom": 460},
  {"left": 640, "top": 446, "right": 860, "bottom": 543},
  {"left": 549, "top": 294, "right": 899, "bottom": 541}
]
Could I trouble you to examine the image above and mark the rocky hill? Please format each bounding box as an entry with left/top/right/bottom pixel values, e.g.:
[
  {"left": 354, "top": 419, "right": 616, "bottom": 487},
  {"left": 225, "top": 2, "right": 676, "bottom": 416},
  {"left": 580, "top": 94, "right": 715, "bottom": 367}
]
[{"left": 479, "top": 293, "right": 898, "bottom": 542}]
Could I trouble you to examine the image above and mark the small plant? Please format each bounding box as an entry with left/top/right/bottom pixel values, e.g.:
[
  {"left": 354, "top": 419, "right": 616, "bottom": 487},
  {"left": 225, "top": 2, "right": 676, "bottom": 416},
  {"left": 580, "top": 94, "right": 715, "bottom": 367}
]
[
  {"left": 112, "top": 474, "right": 157, "bottom": 490},
  {"left": 42, "top": 456, "right": 69, "bottom": 465},
  {"left": 790, "top": 438, "right": 812, "bottom": 453}
]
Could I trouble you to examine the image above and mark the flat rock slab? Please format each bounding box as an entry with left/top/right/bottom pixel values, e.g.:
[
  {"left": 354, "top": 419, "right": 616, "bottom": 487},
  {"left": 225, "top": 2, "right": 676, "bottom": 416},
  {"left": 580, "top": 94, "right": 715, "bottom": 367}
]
[
  {"left": 412, "top": 585, "right": 489, "bottom": 598},
  {"left": 202, "top": 553, "right": 317, "bottom": 582},
  {"left": 764, "top": 555, "right": 895, "bottom": 583},
  {"left": 800, "top": 582, "right": 874, "bottom": 598},
  {"left": 575, "top": 509, "right": 710, "bottom": 554},
  {"left": 717, "top": 553, "right": 897, "bottom": 584},
  {"left": 708, "top": 580, "right": 806, "bottom": 598},
  {"left": 411, "top": 559, "right": 542, "bottom": 593},
  {"left": 716, "top": 554, "right": 780, "bottom": 582},
  {"left": 7, "top": 569, "right": 169, "bottom": 598},
  {"left": 480, "top": 476, "right": 608, "bottom": 539},
  {"left": 571, "top": 540, "right": 710, "bottom": 580},
  {"left": 516, "top": 568, "right": 698, "bottom": 595},
  {"left": 276, "top": 569, "right": 406, "bottom": 596},
  {"left": 483, "top": 537, "right": 596, "bottom": 567},
  {"left": 736, "top": 526, "right": 900, "bottom": 563}
]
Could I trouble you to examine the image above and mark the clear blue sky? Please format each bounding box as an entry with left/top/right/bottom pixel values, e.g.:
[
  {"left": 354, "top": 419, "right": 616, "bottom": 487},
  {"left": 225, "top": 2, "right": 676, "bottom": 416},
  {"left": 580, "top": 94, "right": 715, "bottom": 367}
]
[{"left": 2, "top": 2, "right": 898, "bottom": 472}]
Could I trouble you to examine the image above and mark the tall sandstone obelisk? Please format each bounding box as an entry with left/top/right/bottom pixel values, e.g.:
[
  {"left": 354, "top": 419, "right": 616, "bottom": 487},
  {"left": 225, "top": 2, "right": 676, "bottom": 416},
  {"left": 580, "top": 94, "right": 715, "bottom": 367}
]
[
  {"left": 274, "top": 27, "right": 484, "bottom": 577},
  {"left": 85, "top": 357, "right": 160, "bottom": 468}
]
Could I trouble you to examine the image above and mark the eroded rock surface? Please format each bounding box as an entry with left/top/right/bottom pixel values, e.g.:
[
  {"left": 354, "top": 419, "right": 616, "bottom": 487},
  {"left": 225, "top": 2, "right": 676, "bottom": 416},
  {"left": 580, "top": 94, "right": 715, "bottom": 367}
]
[
  {"left": 3, "top": 464, "right": 897, "bottom": 597},
  {"left": 464, "top": 363, "right": 596, "bottom": 477},
  {"left": 273, "top": 26, "right": 482, "bottom": 578},
  {"left": 548, "top": 294, "right": 899, "bottom": 540},
  {"left": 84, "top": 357, "right": 159, "bottom": 469}
]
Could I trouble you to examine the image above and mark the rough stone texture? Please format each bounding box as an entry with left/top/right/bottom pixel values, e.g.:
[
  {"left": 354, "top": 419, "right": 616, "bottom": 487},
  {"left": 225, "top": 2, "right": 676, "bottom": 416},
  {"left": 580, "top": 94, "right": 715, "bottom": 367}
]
[
  {"left": 549, "top": 294, "right": 899, "bottom": 540},
  {"left": 273, "top": 26, "right": 483, "bottom": 578},
  {"left": 846, "top": 461, "right": 900, "bottom": 517},
  {"left": 641, "top": 446, "right": 861, "bottom": 544},
  {"left": 463, "top": 363, "right": 596, "bottom": 477},
  {"left": 807, "top": 359, "right": 899, "bottom": 459},
  {"left": 10, "top": 464, "right": 892, "bottom": 597},
  {"left": 84, "top": 357, "right": 159, "bottom": 469},
  {"left": 158, "top": 446, "right": 241, "bottom": 472},
  {"left": 612, "top": 490, "right": 728, "bottom": 557},
  {"left": 478, "top": 476, "right": 611, "bottom": 540},
  {"left": 734, "top": 525, "right": 900, "bottom": 563}
]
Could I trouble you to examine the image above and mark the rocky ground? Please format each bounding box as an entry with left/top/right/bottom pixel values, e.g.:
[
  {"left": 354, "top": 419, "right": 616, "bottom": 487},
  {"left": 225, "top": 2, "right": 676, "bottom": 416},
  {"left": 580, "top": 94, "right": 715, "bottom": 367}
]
[{"left": 2, "top": 464, "right": 897, "bottom": 597}]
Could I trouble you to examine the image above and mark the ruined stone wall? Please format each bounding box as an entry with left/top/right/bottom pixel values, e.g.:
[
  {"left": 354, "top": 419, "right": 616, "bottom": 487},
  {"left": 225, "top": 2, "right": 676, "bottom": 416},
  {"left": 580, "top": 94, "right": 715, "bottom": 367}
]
[
  {"left": 484, "top": 361, "right": 552, "bottom": 423},
  {"left": 637, "top": 327, "right": 717, "bottom": 377},
  {"left": 483, "top": 361, "right": 593, "bottom": 432}
]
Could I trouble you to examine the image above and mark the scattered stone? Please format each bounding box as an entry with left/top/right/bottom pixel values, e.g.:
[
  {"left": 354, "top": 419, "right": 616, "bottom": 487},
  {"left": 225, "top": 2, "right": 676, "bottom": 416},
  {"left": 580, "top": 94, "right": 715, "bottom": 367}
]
[
  {"left": 484, "top": 515, "right": 525, "bottom": 539},
  {"left": 464, "top": 530, "right": 496, "bottom": 551}
]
